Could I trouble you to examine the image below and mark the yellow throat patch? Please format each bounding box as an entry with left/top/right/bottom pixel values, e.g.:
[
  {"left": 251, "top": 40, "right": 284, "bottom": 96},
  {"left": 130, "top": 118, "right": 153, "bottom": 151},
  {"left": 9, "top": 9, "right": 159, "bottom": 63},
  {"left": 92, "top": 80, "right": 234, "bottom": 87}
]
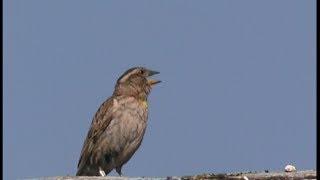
[{"left": 140, "top": 100, "right": 148, "bottom": 108}]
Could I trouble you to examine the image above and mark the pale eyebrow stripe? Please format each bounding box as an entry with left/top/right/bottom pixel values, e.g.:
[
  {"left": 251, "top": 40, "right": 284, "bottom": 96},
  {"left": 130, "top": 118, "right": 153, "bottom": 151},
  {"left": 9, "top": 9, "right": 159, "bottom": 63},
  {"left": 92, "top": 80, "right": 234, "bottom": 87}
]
[{"left": 119, "top": 69, "right": 139, "bottom": 83}]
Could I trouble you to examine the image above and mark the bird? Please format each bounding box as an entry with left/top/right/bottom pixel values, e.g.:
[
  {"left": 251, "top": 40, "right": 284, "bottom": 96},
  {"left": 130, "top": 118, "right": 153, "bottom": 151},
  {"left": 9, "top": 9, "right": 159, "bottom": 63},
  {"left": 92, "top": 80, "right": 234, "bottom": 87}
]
[{"left": 76, "top": 67, "right": 161, "bottom": 176}]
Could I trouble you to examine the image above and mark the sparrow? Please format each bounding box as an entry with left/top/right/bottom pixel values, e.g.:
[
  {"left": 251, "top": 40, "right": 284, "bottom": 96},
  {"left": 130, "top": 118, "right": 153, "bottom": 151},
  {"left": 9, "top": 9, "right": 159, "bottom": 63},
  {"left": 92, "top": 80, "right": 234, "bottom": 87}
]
[{"left": 76, "top": 67, "right": 160, "bottom": 176}]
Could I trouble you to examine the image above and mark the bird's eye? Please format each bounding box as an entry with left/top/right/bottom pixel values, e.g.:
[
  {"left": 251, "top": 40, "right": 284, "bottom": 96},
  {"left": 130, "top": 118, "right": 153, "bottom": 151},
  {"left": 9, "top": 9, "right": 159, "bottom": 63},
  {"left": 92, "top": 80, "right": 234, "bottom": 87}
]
[{"left": 139, "top": 70, "right": 144, "bottom": 74}]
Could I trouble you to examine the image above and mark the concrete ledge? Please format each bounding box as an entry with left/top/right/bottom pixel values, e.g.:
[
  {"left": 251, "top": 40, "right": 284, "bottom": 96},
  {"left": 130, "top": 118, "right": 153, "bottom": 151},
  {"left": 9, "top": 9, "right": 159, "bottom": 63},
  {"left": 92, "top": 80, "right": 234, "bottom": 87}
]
[{"left": 24, "top": 170, "right": 316, "bottom": 180}]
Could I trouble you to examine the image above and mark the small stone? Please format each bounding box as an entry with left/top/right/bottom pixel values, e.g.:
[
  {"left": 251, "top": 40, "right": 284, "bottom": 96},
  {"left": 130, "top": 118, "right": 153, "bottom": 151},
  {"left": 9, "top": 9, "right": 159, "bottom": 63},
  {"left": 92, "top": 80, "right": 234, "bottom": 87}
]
[{"left": 285, "top": 164, "right": 297, "bottom": 172}]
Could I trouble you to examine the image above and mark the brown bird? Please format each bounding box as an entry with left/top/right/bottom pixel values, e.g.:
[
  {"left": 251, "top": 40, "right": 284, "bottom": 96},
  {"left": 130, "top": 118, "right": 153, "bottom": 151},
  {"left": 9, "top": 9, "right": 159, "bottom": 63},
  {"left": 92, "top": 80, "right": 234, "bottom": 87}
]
[{"left": 76, "top": 67, "right": 160, "bottom": 176}]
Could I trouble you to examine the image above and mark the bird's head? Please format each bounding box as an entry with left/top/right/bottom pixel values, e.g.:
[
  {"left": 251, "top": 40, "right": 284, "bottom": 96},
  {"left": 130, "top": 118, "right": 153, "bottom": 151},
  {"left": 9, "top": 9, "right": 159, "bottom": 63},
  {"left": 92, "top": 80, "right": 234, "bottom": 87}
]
[{"left": 114, "top": 67, "right": 161, "bottom": 99}]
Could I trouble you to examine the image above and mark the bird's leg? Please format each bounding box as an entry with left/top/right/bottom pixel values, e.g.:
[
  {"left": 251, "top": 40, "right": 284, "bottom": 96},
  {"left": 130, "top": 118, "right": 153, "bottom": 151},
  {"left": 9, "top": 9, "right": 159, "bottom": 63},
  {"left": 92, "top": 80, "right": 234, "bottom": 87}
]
[
  {"left": 99, "top": 167, "right": 106, "bottom": 176},
  {"left": 116, "top": 167, "right": 122, "bottom": 176}
]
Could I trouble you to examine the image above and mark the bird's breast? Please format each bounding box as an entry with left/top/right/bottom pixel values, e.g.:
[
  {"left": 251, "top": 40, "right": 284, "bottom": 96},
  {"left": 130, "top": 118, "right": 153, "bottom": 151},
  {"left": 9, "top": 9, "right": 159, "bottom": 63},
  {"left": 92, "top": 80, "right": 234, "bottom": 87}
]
[{"left": 107, "top": 98, "right": 148, "bottom": 145}]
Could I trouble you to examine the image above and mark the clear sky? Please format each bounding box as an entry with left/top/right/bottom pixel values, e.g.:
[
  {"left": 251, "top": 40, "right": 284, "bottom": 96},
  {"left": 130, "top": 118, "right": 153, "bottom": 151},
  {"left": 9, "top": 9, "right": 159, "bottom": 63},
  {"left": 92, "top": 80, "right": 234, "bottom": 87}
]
[{"left": 3, "top": 0, "right": 316, "bottom": 179}]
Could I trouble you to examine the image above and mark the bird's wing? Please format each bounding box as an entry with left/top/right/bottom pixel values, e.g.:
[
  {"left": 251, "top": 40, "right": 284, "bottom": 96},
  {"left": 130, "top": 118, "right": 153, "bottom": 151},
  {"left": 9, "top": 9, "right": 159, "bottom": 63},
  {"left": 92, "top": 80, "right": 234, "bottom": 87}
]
[{"left": 77, "top": 97, "right": 115, "bottom": 170}]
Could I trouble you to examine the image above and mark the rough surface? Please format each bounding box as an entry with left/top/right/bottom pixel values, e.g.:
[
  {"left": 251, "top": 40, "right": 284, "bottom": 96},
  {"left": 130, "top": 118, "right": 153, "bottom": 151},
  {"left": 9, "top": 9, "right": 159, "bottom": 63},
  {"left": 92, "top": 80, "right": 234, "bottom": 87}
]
[{"left": 23, "top": 170, "right": 316, "bottom": 180}]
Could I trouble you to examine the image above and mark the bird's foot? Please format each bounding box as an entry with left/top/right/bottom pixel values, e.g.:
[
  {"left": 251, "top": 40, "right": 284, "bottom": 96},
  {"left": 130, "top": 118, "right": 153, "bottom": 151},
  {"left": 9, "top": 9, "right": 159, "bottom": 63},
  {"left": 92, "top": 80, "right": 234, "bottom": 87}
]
[
  {"left": 116, "top": 167, "right": 122, "bottom": 176},
  {"left": 99, "top": 167, "right": 106, "bottom": 176}
]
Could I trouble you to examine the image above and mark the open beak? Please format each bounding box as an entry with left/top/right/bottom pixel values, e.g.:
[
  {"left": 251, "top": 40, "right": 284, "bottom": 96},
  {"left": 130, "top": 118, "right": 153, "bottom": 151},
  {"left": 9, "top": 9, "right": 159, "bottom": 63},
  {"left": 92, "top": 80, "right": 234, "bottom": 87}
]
[{"left": 147, "top": 70, "right": 161, "bottom": 86}]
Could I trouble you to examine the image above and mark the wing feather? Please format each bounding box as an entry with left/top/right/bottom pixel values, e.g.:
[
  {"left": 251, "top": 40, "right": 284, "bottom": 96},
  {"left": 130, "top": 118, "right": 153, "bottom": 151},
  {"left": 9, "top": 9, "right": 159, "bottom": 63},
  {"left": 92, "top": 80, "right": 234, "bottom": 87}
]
[{"left": 77, "top": 97, "right": 115, "bottom": 171}]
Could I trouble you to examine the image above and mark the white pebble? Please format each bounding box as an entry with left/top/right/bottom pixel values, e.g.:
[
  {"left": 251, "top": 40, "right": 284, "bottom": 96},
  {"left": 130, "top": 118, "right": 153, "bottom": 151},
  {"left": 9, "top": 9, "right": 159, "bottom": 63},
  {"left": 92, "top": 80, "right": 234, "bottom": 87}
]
[{"left": 285, "top": 164, "right": 297, "bottom": 172}]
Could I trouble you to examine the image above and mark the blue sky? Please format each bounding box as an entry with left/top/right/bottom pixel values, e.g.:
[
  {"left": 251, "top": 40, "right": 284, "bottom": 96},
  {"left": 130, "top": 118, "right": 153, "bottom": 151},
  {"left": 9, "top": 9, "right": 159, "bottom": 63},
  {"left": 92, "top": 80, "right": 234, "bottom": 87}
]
[{"left": 3, "top": 1, "right": 316, "bottom": 179}]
